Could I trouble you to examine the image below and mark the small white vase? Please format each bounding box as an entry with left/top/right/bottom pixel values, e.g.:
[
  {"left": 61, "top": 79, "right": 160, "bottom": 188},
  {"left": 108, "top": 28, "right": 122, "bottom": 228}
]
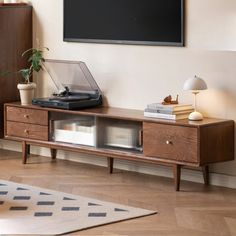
[{"left": 17, "top": 82, "right": 36, "bottom": 105}]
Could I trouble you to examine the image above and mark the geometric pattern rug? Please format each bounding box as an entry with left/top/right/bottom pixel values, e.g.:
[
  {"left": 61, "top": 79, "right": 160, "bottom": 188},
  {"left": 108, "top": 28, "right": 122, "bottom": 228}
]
[{"left": 0, "top": 180, "right": 156, "bottom": 235}]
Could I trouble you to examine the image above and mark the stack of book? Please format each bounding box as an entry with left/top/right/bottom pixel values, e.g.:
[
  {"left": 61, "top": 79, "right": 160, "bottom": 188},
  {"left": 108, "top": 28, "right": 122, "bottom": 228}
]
[{"left": 144, "top": 103, "right": 194, "bottom": 120}]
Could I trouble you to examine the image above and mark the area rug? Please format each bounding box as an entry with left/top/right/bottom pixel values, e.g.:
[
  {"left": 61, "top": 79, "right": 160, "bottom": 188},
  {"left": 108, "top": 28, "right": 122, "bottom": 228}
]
[{"left": 0, "top": 180, "right": 156, "bottom": 235}]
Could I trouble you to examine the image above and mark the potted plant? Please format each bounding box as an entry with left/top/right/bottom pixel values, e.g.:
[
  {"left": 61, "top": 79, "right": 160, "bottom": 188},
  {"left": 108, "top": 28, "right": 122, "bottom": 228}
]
[{"left": 16, "top": 47, "right": 49, "bottom": 105}]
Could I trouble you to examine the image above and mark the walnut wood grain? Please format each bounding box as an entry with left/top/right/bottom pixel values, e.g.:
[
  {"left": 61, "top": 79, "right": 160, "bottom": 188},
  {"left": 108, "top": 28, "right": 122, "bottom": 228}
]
[
  {"left": 5, "top": 136, "right": 199, "bottom": 167},
  {"left": 173, "top": 164, "right": 181, "bottom": 191},
  {"left": 6, "top": 106, "right": 48, "bottom": 126},
  {"left": 96, "top": 117, "right": 108, "bottom": 148},
  {"left": 143, "top": 122, "right": 198, "bottom": 163},
  {"left": 0, "top": 6, "right": 32, "bottom": 137},
  {"left": 202, "top": 165, "right": 209, "bottom": 185},
  {"left": 3, "top": 103, "right": 235, "bottom": 191},
  {"left": 107, "top": 157, "right": 114, "bottom": 174},
  {"left": 4, "top": 103, "right": 232, "bottom": 128},
  {"left": 6, "top": 121, "right": 48, "bottom": 141},
  {"left": 50, "top": 148, "right": 57, "bottom": 160},
  {"left": 22, "top": 141, "right": 29, "bottom": 164},
  {"left": 27, "top": 145, "right": 30, "bottom": 155},
  {"left": 199, "top": 121, "right": 235, "bottom": 165}
]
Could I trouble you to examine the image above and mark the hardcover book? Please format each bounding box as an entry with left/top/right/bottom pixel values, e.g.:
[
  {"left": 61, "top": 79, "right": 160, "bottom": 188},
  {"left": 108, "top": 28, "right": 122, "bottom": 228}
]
[
  {"left": 144, "top": 108, "right": 194, "bottom": 115},
  {"left": 144, "top": 111, "right": 189, "bottom": 120},
  {"left": 147, "top": 103, "right": 193, "bottom": 112}
]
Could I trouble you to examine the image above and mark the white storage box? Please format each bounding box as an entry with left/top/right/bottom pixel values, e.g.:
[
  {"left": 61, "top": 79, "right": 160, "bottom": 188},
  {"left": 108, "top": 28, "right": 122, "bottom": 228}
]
[
  {"left": 53, "top": 118, "right": 96, "bottom": 146},
  {"left": 104, "top": 123, "right": 141, "bottom": 150}
]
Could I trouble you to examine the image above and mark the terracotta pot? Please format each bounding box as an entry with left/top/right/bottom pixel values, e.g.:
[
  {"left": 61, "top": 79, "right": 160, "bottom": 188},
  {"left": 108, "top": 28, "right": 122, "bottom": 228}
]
[{"left": 17, "top": 82, "right": 36, "bottom": 105}]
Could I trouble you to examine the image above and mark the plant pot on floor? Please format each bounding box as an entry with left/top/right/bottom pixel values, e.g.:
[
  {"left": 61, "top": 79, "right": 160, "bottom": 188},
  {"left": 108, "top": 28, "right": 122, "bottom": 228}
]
[{"left": 17, "top": 82, "right": 36, "bottom": 105}]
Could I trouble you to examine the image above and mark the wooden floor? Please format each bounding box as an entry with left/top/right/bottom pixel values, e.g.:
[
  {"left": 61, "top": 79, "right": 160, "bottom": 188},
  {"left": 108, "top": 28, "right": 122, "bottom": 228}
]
[{"left": 0, "top": 149, "right": 236, "bottom": 236}]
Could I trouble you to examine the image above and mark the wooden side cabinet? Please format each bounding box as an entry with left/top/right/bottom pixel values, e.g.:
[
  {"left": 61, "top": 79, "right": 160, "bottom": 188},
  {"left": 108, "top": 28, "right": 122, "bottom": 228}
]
[
  {"left": 4, "top": 103, "right": 235, "bottom": 191},
  {"left": 0, "top": 5, "right": 32, "bottom": 137}
]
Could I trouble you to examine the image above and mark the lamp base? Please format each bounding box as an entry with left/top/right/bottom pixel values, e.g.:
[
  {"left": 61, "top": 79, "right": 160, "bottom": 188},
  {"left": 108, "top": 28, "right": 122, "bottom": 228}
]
[{"left": 188, "top": 111, "right": 203, "bottom": 121}]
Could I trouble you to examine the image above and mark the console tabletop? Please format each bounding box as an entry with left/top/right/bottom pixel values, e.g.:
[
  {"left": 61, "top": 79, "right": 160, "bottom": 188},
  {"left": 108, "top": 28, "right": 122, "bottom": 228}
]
[{"left": 4, "top": 102, "right": 235, "bottom": 191}]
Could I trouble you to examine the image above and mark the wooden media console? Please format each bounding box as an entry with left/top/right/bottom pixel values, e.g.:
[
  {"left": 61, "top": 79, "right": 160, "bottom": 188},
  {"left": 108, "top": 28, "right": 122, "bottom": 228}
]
[{"left": 4, "top": 102, "right": 235, "bottom": 191}]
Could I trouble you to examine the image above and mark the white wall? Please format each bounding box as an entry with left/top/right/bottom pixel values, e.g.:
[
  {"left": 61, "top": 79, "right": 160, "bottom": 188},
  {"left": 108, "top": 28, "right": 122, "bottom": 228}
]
[
  {"left": 5, "top": 0, "right": 236, "bottom": 183},
  {"left": 187, "top": 0, "right": 236, "bottom": 50}
]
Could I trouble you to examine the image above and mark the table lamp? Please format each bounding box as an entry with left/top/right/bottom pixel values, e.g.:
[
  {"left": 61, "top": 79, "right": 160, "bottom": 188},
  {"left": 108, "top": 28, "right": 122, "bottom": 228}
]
[{"left": 183, "top": 75, "right": 207, "bottom": 121}]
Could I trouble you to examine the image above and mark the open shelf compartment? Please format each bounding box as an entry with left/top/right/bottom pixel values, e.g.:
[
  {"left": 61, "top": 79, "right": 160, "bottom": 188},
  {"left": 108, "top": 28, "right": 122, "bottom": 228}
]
[
  {"left": 97, "top": 117, "right": 143, "bottom": 153},
  {"left": 50, "top": 112, "right": 96, "bottom": 147}
]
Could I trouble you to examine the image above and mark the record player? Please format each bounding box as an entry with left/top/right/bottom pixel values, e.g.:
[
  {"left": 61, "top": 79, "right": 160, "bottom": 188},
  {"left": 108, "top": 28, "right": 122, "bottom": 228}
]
[{"left": 32, "top": 59, "right": 102, "bottom": 110}]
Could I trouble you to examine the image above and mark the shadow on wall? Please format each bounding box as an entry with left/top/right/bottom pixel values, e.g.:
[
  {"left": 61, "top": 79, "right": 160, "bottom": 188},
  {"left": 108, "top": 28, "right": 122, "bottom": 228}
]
[
  {"left": 200, "top": 87, "right": 236, "bottom": 176},
  {"left": 200, "top": 88, "right": 236, "bottom": 119}
]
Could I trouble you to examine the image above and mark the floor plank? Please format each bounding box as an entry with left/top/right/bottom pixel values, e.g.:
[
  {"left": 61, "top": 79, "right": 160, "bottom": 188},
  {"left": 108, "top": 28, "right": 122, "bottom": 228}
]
[{"left": 0, "top": 149, "right": 236, "bottom": 236}]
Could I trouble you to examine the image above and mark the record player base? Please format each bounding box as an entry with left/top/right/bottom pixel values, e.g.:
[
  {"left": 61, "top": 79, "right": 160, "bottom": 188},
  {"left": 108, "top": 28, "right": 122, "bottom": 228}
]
[{"left": 4, "top": 103, "right": 235, "bottom": 191}]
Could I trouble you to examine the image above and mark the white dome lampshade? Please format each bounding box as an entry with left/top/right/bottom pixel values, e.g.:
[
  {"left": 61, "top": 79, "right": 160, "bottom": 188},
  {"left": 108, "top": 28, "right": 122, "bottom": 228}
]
[
  {"left": 183, "top": 75, "right": 208, "bottom": 121},
  {"left": 183, "top": 75, "right": 207, "bottom": 91}
]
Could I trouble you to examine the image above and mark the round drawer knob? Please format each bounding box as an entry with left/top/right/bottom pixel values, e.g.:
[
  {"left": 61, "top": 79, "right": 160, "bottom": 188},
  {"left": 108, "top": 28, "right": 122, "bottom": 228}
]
[
  {"left": 24, "top": 129, "right": 29, "bottom": 134},
  {"left": 24, "top": 114, "right": 29, "bottom": 118},
  {"left": 166, "top": 140, "right": 172, "bottom": 145}
]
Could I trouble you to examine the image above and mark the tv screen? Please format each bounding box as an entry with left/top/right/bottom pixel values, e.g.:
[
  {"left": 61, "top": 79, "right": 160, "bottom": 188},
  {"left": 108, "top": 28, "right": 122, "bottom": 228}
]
[{"left": 64, "top": 0, "right": 184, "bottom": 46}]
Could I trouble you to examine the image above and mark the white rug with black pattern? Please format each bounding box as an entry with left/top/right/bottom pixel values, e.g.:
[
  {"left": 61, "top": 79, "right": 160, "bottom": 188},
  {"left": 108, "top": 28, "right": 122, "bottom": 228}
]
[{"left": 0, "top": 180, "right": 156, "bottom": 235}]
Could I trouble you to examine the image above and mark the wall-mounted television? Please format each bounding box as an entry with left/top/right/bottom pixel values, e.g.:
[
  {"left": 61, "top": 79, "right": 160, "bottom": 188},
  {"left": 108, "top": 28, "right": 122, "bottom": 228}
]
[{"left": 63, "top": 0, "right": 184, "bottom": 46}]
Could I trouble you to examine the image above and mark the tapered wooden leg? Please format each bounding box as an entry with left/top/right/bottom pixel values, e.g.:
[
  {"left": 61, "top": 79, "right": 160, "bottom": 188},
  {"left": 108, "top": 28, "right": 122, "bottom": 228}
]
[
  {"left": 27, "top": 145, "right": 30, "bottom": 155},
  {"left": 173, "top": 164, "right": 181, "bottom": 191},
  {"left": 50, "top": 148, "right": 57, "bottom": 160},
  {"left": 202, "top": 165, "right": 209, "bottom": 185},
  {"left": 22, "top": 141, "right": 29, "bottom": 164},
  {"left": 107, "top": 157, "right": 114, "bottom": 174}
]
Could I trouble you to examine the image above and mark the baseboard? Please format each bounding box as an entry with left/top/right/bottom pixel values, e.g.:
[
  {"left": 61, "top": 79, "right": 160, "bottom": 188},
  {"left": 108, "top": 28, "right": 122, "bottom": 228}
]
[{"left": 1, "top": 139, "right": 236, "bottom": 189}]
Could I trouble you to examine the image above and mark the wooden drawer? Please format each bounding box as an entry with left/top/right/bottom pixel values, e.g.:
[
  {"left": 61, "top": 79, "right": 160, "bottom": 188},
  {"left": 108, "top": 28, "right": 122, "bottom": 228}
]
[
  {"left": 6, "top": 106, "right": 48, "bottom": 126},
  {"left": 6, "top": 121, "right": 48, "bottom": 141},
  {"left": 143, "top": 122, "right": 198, "bottom": 163}
]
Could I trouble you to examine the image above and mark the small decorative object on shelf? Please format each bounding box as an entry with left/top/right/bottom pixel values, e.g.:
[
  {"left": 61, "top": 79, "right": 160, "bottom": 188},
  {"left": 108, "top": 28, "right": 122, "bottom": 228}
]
[
  {"left": 162, "top": 95, "right": 179, "bottom": 105},
  {"left": 183, "top": 75, "right": 207, "bottom": 121}
]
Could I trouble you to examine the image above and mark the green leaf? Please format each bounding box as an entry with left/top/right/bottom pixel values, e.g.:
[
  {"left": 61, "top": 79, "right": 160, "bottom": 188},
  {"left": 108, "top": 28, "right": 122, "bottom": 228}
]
[
  {"left": 20, "top": 69, "right": 31, "bottom": 79},
  {"left": 19, "top": 46, "right": 49, "bottom": 82}
]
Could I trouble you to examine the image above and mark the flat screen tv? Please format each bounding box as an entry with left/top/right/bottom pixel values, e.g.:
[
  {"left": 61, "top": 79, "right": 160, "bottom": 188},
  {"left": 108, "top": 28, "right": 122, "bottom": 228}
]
[{"left": 64, "top": 0, "right": 184, "bottom": 46}]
